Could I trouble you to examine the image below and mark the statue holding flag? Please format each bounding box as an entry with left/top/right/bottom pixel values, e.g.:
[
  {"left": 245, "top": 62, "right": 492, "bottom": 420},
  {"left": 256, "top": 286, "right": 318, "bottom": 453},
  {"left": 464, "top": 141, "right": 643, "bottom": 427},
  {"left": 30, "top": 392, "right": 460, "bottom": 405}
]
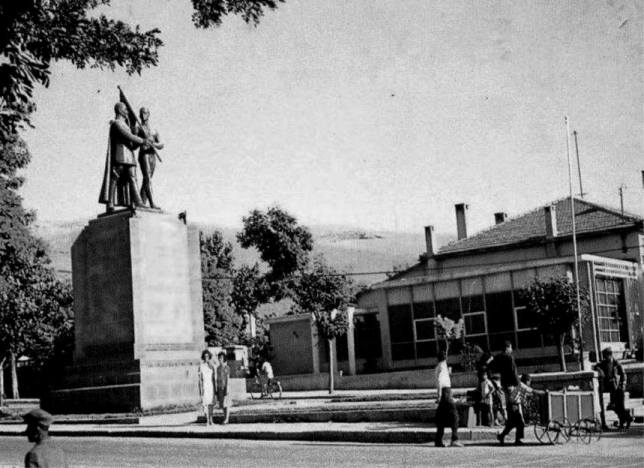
[{"left": 98, "top": 88, "right": 158, "bottom": 213}]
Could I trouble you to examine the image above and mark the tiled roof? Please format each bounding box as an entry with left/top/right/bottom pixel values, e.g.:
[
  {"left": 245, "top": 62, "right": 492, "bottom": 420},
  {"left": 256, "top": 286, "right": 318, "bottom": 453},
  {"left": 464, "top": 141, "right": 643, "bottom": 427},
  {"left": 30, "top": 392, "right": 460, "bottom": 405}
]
[{"left": 438, "top": 197, "right": 642, "bottom": 256}]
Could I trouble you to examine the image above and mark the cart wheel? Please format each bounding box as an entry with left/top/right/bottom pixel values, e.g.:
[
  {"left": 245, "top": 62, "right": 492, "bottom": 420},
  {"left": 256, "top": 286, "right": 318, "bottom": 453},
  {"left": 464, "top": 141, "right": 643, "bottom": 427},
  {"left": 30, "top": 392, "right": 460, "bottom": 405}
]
[
  {"left": 573, "top": 419, "right": 592, "bottom": 444},
  {"left": 592, "top": 418, "right": 602, "bottom": 442},
  {"left": 578, "top": 418, "right": 601, "bottom": 443},
  {"left": 534, "top": 423, "right": 548, "bottom": 444},
  {"left": 534, "top": 420, "right": 561, "bottom": 445},
  {"left": 558, "top": 418, "right": 572, "bottom": 443},
  {"left": 536, "top": 420, "right": 563, "bottom": 444}
]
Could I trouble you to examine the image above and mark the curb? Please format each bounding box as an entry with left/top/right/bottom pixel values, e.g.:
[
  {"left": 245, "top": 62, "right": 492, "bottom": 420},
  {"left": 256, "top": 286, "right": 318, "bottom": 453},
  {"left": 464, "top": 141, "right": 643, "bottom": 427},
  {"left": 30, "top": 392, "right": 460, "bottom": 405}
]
[{"left": 0, "top": 428, "right": 498, "bottom": 444}]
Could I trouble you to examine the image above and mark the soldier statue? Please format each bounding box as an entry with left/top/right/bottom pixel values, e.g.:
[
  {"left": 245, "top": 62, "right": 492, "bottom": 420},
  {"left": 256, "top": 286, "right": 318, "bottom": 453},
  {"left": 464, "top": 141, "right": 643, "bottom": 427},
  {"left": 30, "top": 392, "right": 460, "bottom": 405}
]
[
  {"left": 98, "top": 102, "right": 152, "bottom": 213},
  {"left": 136, "top": 107, "right": 164, "bottom": 209}
]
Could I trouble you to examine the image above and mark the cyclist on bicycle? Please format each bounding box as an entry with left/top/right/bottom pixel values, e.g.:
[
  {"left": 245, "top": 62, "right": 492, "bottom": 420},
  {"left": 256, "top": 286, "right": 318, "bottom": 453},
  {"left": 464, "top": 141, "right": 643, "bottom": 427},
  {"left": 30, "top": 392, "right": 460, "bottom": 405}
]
[{"left": 260, "top": 359, "right": 274, "bottom": 397}]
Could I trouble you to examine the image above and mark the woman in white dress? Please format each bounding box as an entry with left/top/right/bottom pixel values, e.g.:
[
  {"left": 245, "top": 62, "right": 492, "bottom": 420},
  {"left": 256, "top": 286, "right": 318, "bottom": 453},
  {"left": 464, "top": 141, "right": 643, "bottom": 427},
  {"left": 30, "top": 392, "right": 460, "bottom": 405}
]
[{"left": 198, "top": 350, "right": 216, "bottom": 426}]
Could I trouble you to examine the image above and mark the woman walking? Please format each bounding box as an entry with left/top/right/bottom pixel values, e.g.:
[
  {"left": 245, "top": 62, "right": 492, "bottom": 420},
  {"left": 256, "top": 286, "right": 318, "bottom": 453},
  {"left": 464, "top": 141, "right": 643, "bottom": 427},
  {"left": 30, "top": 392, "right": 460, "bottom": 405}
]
[
  {"left": 198, "top": 349, "right": 216, "bottom": 426},
  {"left": 216, "top": 351, "right": 231, "bottom": 424}
]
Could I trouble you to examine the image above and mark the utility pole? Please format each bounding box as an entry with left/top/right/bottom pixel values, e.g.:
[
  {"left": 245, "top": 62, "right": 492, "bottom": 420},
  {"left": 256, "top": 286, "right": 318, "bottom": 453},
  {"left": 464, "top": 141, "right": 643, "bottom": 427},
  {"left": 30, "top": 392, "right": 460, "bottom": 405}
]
[
  {"left": 565, "top": 116, "right": 584, "bottom": 371},
  {"left": 573, "top": 130, "right": 585, "bottom": 198}
]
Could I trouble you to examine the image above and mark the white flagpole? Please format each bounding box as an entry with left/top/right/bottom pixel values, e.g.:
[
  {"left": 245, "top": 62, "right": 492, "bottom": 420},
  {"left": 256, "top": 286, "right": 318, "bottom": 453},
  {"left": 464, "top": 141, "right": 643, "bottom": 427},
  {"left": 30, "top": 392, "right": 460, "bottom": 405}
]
[{"left": 565, "top": 115, "right": 584, "bottom": 370}]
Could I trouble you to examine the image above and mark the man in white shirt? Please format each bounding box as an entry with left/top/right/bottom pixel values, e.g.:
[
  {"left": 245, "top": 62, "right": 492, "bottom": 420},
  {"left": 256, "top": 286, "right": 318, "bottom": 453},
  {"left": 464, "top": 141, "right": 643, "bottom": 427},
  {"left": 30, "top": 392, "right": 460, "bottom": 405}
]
[
  {"left": 260, "top": 360, "right": 274, "bottom": 396},
  {"left": 434, "top": 350, "right": 463, "bottom": 447}
]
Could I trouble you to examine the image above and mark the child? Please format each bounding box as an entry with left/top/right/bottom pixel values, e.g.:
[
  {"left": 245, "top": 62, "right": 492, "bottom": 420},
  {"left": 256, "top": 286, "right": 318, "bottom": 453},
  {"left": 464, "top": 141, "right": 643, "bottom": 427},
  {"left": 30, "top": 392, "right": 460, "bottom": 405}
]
[
  {"left": 216, "top": 352, "right": 231, "bottom": 424},
  {"left": 498, "top": 374, "right": 543, "bottom": 445},
  {"left": 491, "top": 374, "right": 507, "bottom": 426},
  {"left": 478, "top": 372, "right": 495, "bottom": 427}
]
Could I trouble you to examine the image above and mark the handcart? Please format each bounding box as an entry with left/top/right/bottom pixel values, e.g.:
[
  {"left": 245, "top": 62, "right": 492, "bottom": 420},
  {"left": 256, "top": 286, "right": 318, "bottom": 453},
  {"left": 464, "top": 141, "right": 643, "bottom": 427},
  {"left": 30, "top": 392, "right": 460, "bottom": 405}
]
[{"left": 522, "top": 390, "right": 602, "bottom": 444}]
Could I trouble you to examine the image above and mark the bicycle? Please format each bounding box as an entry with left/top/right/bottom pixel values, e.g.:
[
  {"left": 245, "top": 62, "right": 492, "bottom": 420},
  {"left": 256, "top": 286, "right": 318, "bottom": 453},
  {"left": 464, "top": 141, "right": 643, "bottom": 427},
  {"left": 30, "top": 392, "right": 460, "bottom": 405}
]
[{"left": 248, "top": 375, "right": 283, "bottom": 400}]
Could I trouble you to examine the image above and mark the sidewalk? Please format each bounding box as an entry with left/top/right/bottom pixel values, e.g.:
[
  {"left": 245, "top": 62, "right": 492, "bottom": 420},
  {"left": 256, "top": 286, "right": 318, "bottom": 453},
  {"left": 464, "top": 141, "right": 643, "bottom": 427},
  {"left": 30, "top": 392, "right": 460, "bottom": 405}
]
[{"left": 0, "top": 418, "right": 499, "bottom": 444}]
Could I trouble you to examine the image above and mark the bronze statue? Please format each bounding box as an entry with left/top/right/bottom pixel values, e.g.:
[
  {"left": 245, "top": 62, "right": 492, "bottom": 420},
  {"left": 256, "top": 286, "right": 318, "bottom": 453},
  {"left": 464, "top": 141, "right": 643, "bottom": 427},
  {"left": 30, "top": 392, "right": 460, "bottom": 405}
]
[
  {"left": 136, "top": 107, "right": 164, "bottom": 209},
  {"left": 98, "top": 102, "right": 151, "bottom": 213}
]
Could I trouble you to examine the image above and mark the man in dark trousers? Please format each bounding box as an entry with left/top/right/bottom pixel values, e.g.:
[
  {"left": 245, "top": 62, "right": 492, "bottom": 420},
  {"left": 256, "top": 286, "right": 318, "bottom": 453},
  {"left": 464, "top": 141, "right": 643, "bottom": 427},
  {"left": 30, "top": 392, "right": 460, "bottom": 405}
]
[
  {"left": 434, "top": 350, "right": 463, "bottom": 447},
  {"left": 23, "top": 408, "right": 67, "bottom": 467},
  {"left": 594, "top": 347, "right": 632, "bottom": 430}
]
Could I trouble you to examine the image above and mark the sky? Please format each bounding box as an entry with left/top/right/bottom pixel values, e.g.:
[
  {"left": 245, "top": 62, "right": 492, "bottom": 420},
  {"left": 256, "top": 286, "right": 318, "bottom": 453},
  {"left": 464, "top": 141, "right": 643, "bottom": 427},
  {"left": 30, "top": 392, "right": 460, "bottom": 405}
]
[{"left": 20, "top": 0, "right": 643, "bottom": 237}]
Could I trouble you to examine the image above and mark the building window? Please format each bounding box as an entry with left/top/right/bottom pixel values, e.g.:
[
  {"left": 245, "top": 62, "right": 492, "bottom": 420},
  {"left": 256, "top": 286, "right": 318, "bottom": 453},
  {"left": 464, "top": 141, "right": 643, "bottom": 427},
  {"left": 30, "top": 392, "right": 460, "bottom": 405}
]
[
  {"left": 388, "top": 304, "right": 415, "bottom": 361},
  {"left": 464, "top": 312, "right": 486, "bottom": 336},
  {"left": 512, "top": 290, "right": 542, "bottom": 349},
  {"left": 596, "top": 277, "right": 628, "bottom": 343},
  {"left": 355, "top": 313, "right": 382, "bottom": 360},
  {"left": 435, "top": 297, "right": 461, "bottom": 321},
  {"left": 485, "top": 291, "right": 516, "bottom": 350},
  {"left": 413, "top": 301, "right": 437, "bottom": 358}
]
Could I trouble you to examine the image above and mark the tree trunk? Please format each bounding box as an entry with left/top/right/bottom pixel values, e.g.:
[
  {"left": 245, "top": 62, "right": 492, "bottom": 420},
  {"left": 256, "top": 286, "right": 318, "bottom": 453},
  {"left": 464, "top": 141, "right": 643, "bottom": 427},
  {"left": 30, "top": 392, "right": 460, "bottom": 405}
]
[
  {"left": 328, "top": 339, "right": 334, "bottom": 395},
  {"left": 0, "top": 357, "right": 5, "bottom": 406},
  {"left": 557, "top": 335, "right": 567, "bottom": 373},
  {"left": 10, "top": 351, "right": 19, "bottom": 399}
]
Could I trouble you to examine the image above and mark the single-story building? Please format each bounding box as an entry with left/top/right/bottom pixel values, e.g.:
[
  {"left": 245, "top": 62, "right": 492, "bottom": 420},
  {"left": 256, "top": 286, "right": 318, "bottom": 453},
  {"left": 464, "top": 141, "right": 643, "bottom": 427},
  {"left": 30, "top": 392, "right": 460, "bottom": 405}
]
[{"left": 269, "top": 197, "right": 644, "bottom": 376}]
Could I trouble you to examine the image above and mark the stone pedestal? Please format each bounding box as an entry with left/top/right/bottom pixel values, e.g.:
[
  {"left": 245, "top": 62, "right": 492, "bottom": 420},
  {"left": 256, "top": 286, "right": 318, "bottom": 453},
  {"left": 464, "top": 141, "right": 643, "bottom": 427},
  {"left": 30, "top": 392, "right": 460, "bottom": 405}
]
[{"left": 45, "top": 209, "right": 205, "bottom": 413}]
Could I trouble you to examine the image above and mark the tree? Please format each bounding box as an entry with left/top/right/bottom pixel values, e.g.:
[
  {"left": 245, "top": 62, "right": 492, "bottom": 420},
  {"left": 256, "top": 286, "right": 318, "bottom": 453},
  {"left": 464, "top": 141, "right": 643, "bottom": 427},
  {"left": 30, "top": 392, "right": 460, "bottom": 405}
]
[
  {"left": 0, "top": 132, "right": 73, "bottom": 401},
  {"left": 0, "top": 244, "right": 73, "bottom": 401},
  {"left": 200, "top": 230, "right": 245, "bottom": 346},
  {"left": 519, "top": 276, "right": 590, "bottom": 372},
  {"left": 434, "top": 315, "right": 464, "bottom": 359},
  {"left": 291, "top": 258, "right": 353, "bottom": 394},
  {"left": 237, "top": 206, "right": 313, "bottom": 299},
  {"left": 0, "top": 0, "right": 284, "bottom": 134}
]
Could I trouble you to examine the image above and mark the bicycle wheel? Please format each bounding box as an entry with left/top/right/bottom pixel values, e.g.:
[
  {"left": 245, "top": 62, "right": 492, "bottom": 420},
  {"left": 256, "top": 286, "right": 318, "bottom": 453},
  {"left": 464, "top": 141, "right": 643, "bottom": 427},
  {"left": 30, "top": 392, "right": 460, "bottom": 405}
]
[{"left": 272, "top": 381, "right": 282, "bottom": 399}]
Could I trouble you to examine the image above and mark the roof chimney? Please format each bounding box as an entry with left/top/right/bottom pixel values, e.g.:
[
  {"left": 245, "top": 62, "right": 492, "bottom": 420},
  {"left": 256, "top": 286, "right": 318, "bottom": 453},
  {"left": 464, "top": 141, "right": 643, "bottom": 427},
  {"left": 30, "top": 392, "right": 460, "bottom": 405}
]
[
  {"left": 494, "top": 212, "right": 508, "bottom": 225},
  {"left": 455, "top": 203, "right": 469, "bottom": 240},
  {"left": 424, "top": 225, "right": 436, "bottom": 257},
  {"left": 544, "top": 205, "right": 558, "bottom": 238}
]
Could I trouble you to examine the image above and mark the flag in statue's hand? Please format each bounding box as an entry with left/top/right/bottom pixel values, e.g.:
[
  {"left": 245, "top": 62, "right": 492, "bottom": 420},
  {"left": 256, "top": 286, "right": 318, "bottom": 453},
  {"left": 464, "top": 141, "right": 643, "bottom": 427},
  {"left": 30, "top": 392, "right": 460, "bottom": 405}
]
[{"left": 119, "top": 88, "right": 139, "bottom": 134}]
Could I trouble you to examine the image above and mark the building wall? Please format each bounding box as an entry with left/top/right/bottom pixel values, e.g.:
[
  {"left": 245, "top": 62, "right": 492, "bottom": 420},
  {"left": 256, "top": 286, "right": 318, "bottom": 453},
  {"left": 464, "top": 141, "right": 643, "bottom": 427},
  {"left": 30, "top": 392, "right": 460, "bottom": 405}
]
[
  {"left": 269, "top": 317, "right": 315, "bottom": 375},
  {"left": 358, "top": 256, "right": 643, "bottom": 371}
]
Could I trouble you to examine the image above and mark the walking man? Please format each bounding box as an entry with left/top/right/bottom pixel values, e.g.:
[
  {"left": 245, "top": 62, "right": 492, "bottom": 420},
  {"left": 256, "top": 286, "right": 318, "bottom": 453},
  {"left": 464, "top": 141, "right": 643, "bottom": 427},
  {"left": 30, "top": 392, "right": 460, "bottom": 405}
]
[
  {"left": 595, "top": 347, "right": 632, "bottom": 430},
  {"left": 434, "top": 350, "right": 463, "bottom": 447}
]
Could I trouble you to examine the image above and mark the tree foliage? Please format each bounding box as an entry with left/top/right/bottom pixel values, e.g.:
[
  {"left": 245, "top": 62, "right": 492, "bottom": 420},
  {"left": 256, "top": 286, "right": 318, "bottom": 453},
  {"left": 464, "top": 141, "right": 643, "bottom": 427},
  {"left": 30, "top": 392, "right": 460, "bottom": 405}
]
[
  {"left": 0, "top": 0, "right": 283, "bottom": 134},
  {"left": 232, "top": 263, "right": 268, "bottom": 318},
  {"left": 519, "top": 276, "right": 590, "bottom": 371},
  {"left": 237, "top": 206, "right": 313, "bottom": 299},
  {"left": 435, "top": 315, "right": 464, "bottom": 358},
  {"left": 291, "top": 258, "right": 353, "bottom": 341},
  {"left": 200, "top": 230, "right": 244, "bottom": 346},
  {"left": 0, "top": 133, "right": 74, "bottom": 398}
]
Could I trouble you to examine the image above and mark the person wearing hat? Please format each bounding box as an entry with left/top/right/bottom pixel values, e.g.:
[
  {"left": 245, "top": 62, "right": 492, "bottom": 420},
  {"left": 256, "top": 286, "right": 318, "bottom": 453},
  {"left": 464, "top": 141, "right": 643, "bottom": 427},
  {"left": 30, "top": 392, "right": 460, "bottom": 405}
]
[{"left": 23, "top": 408, "right": 67, "bottom": 467}]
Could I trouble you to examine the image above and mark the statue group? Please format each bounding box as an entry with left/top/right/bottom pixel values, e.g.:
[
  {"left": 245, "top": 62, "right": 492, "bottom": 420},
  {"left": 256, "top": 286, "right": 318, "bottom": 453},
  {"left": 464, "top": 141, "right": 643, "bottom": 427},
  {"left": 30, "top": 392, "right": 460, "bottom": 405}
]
[{"left": 98, "top": 100, "right": 164, "bottom": 213}]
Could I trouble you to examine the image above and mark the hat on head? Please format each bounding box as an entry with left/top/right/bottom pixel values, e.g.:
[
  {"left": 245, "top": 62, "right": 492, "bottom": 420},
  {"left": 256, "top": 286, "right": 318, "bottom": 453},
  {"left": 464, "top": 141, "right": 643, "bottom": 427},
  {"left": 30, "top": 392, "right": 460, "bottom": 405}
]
[{"left": 23, "top": 408, "right": 53, "bottom": 427}]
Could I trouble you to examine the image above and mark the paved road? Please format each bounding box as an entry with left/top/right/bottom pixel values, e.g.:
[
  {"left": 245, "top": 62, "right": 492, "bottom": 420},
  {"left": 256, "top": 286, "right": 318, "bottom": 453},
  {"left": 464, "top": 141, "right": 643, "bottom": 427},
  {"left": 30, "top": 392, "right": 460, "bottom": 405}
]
[{"left": 0, "top": 433, "right": 642, "bottom": 467}]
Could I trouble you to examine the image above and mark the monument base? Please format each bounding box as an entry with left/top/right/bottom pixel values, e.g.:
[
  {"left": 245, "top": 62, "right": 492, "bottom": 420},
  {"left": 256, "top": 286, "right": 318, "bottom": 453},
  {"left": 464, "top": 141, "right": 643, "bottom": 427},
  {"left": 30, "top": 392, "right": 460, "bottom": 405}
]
[
  {"left": 45, "top": 208, "right": 206, "bottom": 414},
  {"left": 44, "top": 356, "right": 201, "bottom": 414}
]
